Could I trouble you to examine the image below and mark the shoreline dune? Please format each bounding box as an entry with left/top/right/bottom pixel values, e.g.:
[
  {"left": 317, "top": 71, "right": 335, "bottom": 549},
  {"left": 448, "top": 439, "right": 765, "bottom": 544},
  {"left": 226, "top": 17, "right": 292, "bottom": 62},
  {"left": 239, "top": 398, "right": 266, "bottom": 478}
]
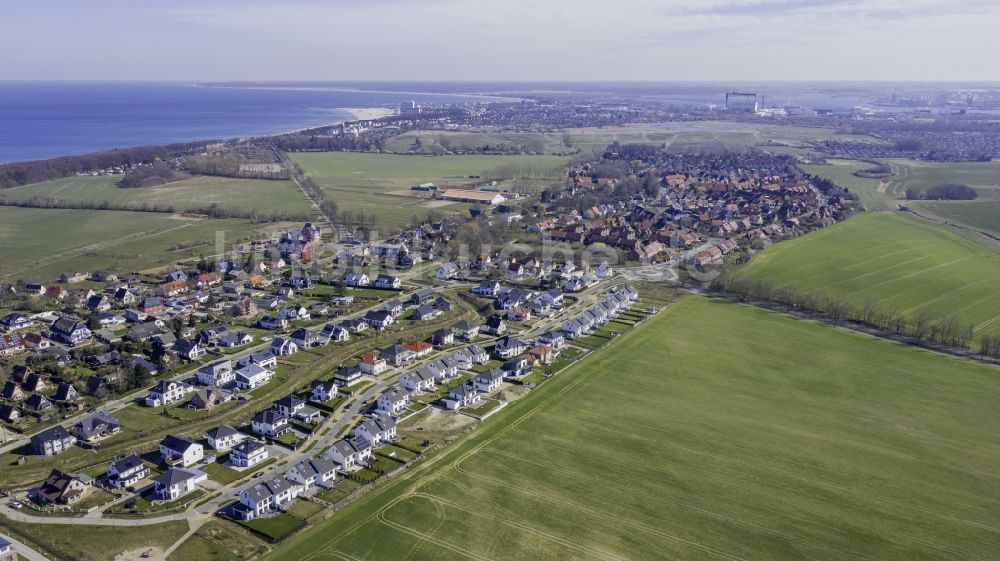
[
  {"left": 340, "top": 107, "right": 398, "bottom": 121},
  {"left": 269, "top": 107, "right": 398, "bottom": 138}
]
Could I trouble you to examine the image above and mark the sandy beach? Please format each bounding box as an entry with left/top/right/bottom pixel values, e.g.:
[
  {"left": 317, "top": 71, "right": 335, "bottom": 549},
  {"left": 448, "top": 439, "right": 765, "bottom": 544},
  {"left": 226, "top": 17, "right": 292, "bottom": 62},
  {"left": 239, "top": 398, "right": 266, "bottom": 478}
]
[{"left": 339, "top": 107, "right": 398, "bottom": 121}]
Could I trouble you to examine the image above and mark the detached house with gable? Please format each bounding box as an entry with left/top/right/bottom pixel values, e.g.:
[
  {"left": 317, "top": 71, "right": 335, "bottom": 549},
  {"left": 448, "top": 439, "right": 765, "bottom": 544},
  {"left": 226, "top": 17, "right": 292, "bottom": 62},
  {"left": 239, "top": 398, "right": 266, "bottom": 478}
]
[
  {"left": 106, "top": 454, "right": 149, "bottom": 488},
  {"left": 159, "top": 435, "right": 204, "bottom": 467}
]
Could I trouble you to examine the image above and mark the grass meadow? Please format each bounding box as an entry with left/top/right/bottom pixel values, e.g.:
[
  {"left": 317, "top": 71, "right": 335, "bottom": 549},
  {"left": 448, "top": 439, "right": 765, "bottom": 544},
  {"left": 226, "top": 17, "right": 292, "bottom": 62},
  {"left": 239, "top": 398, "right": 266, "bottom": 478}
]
[
  {"left": 910, "top": 199, "right": 1000, "bottom": 237},
  {"left": 269, "top": 296, "right": 1000, "bottom": 561},
  {"left": 1, "top": 174, "right": 311, "bottom": 217},
  {"left": 886, "top": 159, "right": 1000, "bottom": 198},
  {"left": 384, "top": 123, "right": 886, "bottom": 158},
  {"left": 742, "top": 212, "right": 1000, "bottom": 338},
  {"left": 289, "top": 152, "right": 568, "bottom": 229},
  {"left": 0, "top": 207, "right": 272, "bottom": 281},
  {"left": 800, "top": 159, "right": 894, "bottom": 211}
]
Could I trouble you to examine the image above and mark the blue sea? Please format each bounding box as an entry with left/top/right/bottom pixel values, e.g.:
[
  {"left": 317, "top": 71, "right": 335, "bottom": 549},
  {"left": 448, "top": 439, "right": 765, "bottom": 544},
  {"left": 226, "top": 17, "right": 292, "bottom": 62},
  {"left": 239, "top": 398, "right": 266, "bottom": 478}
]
[{"left": 0, "top": 81, "right": 510, "bottom": 164}]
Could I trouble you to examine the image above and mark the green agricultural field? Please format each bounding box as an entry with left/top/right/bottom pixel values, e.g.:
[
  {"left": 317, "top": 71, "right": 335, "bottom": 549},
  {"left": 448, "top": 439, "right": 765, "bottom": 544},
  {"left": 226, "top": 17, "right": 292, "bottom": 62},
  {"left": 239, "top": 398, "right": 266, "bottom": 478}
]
[
  {"left": 910, "top": 199, "right": 1000, "bottom": 237},
  {"left": 289, "top": 152, "right": 568, "bottom": 230},
  {"left": 743, "top": 212, "right": 1000, "bottom": 337},
  {"left": 270, "top": 296, "right": 1000, "bottom": 561},
  {"left": 291, "top": 152, "right": 567, "bottom": 179},
  {"left": 0, "top": 207, "right": 272, "bottom": 281},
  {"left": 1, "top": 174, "right": 311, "bottom": 217},
  {"left": 564, "top": 122, "right": 883, "bottom": 154},
  {"left": 800, "top": 159, "right": 895, "bottom": 211},
  {"left": 383, "top": 123, "right": 876, "bottom": 157},
  {"left": 886, "top": 159, "right": 1000, "bottom": 199}
]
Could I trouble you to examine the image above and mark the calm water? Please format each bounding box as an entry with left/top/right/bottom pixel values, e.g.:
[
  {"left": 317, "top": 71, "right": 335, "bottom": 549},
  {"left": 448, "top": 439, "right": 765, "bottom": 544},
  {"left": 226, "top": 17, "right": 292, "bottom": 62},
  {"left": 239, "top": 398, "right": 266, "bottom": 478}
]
[{"left": 0, "top": 82, "right": 506, "bottom": 163}]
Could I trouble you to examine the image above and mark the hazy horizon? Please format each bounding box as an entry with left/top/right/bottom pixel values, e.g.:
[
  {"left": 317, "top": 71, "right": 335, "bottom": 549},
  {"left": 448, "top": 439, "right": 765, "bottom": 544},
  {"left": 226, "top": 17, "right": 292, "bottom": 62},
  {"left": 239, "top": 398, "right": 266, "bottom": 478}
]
[{"left": 5, "top": 1, "right": 998, "bottom": 82}]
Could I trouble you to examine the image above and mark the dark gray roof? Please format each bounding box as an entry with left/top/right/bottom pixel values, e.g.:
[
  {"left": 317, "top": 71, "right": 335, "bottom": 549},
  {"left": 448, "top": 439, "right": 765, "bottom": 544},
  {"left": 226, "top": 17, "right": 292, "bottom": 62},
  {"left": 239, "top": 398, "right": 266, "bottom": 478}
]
[
  {"left": 110, "top": 454, "right": 145, "bottom": 474},
  {"left": 160, "top": 434, "right": 198, "bottom": 453},
  {"left": 154, "top": 468, "right": 197, "bottom": 488}
]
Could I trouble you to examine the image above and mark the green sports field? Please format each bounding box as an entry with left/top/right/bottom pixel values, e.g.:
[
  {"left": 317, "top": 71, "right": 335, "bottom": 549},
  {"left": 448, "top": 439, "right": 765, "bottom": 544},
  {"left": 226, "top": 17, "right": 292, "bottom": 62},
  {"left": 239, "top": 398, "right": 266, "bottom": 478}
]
[
  {"left": 289, "top": 152, "right": 568, "bottom": 229},
  {"left": 270, "top": 296, "right": 1000, "bottom": 561},
  {"left": 1, "top": 174, "right": 311, "bottom": 217},
  {"left": 742, "top": 212, "right": 1000, "bottom": 337},
  {"left": 0, "top": 207, "right": 269, "bottom": 281}
]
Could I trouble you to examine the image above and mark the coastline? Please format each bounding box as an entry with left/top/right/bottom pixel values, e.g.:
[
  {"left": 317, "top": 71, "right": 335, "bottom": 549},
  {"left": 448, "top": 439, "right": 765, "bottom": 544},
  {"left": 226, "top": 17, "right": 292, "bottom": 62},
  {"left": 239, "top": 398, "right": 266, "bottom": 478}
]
[
  {"left": 0, "top": 106, "right": 397, "bottom": 166},
  {"left": 194, "top": 82, "right": 523, "bottom": 102},
  {"left": 263, "top": 107, "right": 397, "bottom": 138},
  {"left": 338, "top": 107, "right": 398, "bottom": 121}
]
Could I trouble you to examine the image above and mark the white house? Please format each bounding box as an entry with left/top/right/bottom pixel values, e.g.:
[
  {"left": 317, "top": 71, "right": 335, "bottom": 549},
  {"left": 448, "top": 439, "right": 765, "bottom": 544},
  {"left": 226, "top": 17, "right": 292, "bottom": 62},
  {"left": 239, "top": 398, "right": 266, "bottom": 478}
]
[
  {"left": 428, "top": 357, "right": 459, "bottom": 380},
  {"left": 382, "top": 299, "right": 405, "bottom": 316},
  {"left": 234, "top": 363, "right": 273, "bottom": 391},
  {"left": 159, "top": 435, "right": 204, "bottom": 467},
  {"left": 237, "top": 475, "right": 301, "bottom": 519},
  {"left": 466, "top": 344, "right": 490, "bottom": 364},
  {"left": 230, "top": 440, "right": 269, "bottom": 468},
  {"left": 359, "top": 353, "right": 388, "bottom": 375},
  {"left": 343, "top": 271, "right": 370, "bottom": 287},
  {"left": 400, "top": 369, "right": 436, "bottom": 394},
  {"left": 311, "top": 379, "right": 339, "bottom": 402},
  {"left": 145, "top": 380, "right": 193, "bottom": 407},
  {"left": 374, "top": 274, "right": 401, "bottom": 289},
  {"left": 376, "top": 387, "right": 410, "bottom": 415},
  {"left": 443, "top": 384, "right": 481, "bottom": 410},
  {"left": 259, "top": 316, "right": 289, "bottom": 330},
  {"left": 285, "top": 456, "right": 337, "bottom": 492},
  {"left": 206, "top": 425, "right": 246, "bottom": 451},
  {"left": 354, "top": 415, "right": 397, "bottom": 445},
  {"left": 325, "top": 437, "right": 373, "bottom": 468},
  {"left": 538, "top": 331, "right": 566, "bottom": 350},
  {"left": 321, "top": 323, "right": 350, "bottom": 343},
  {"left": 473, "top": 369, "right": 504, "bottom": 394},
  {"left": 493, "top": 336, "right": 528, "bottom": 359},
  {"left": 239, "top": 350, "right": 278, "bottom": 370},
  {"left": 472, "top": 280, "right": 501, "bottom": 297},
  {"left": 270, "top": 337, "right": 299, "bottom": 357},
  {"left": 197, "top": 360, "right": 234, "bottom": 387},
  {"left": 153, "top": 468, "right": 206, "bottom": 501},
  {"left": 252, "top": 410, "right": 289, "bottom": 437},
  {"left": 106, "top": 454, "right": 149, "bottom": 488},
  {"left": 363, "top": 310, "right": 394, "bottom": 330}
]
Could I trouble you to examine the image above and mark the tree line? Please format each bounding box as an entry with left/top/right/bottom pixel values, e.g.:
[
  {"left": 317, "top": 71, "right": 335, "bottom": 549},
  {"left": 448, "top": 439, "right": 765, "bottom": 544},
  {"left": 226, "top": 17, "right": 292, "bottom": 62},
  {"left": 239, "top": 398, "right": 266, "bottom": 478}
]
[
  {"left": 118, "top": 162, "right": 190, "bottom": 188},
  {"left": 0, "top": 140, "right": 218, "bottom": 189},
  {"left": 0, "top": 195, "right": 310, "bottom": 222},
  {"left": 906, "top": 183, "right": 978, "bottom": 201},
  {"left": 709, "top": 272, "right": 1000, "bottom": 360}
]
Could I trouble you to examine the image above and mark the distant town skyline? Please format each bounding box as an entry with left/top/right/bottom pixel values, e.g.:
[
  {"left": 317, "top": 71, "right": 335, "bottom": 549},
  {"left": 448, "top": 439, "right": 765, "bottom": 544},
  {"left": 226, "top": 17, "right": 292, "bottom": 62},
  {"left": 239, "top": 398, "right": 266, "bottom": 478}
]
[{"left": 4, "top": 0, "right": 998, "bottom": 82}]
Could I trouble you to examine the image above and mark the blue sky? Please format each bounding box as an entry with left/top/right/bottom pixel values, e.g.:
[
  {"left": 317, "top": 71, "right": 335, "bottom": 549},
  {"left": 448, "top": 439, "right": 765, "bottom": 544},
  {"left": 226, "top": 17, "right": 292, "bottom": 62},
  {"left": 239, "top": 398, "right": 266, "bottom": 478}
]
[{"left": 3, "top": 0, "right": 997, "bottom": 81}]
